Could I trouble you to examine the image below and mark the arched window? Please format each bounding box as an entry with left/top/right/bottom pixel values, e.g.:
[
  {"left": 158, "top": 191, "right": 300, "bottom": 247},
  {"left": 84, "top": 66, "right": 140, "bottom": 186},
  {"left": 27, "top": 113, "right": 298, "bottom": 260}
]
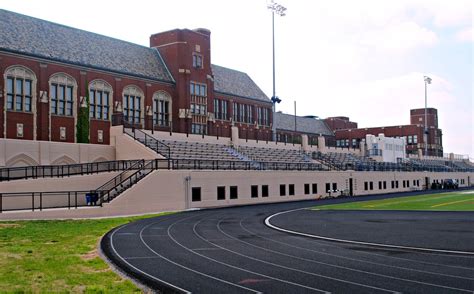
[
  {"left": 122, "top": 85, "right": 144, "bottom": 124},
  {"left": 4, "top": 66, "right": 36, "bottom": 112},
  {"left": 49, "top": 73, "right": 77, "bottom": 116},
  {"left": 89, "top": 80, "right": 112, "bottom": 120},
  {"left": 152, "top": 91, "right": 172, "bottom": 127}
]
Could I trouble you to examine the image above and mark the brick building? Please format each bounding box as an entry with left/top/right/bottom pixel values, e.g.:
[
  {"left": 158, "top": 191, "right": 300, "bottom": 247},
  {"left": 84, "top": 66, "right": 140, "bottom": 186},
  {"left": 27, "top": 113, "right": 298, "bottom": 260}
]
[
  {"left": 274, "top": 113, "right": 334, "bottom": 145},
  {"left": 0, "top": 9, "right": 273, "bottom": 144},
  {"left": 327, "top": 108, "right": 443, "bottom": 156},
  {"left": 324, "top": 116, "right": 358, "bottom": 131}
]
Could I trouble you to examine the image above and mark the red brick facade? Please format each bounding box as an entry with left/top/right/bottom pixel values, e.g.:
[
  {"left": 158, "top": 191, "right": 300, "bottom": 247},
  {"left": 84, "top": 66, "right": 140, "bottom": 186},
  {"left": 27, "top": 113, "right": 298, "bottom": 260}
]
[
  {"left": 331, "top": 108, "right": 443, "bottom": 156},
  {"left": 1, "top": 28, "right": 273, "bottom": 144},
  {"left": 324, "top": 116, "right": 358, "bottom": 131}
]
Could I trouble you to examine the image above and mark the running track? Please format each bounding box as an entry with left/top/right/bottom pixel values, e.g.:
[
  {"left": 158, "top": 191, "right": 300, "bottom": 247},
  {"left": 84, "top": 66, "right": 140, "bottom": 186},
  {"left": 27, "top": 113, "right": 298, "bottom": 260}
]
[{"left": 101, "top": 192, "right": 474, "bottom": 293}]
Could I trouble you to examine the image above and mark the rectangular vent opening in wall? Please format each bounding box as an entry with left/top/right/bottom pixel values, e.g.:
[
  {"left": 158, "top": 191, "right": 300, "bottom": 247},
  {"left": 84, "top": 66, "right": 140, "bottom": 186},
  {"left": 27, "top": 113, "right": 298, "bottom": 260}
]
[
  {"left": 98, "top": 130, "right": 103, "bottom": 143},
  {"left": 16, "top": 123, "right": 24, "bottom": 138},
  {"left": 60, "top": 127, "right": 66, "bottom": 140}
]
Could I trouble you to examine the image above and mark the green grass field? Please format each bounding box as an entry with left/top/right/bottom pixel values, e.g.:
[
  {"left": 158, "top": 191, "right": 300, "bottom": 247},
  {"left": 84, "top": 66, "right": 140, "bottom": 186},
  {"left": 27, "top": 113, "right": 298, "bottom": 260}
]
[
  {"left": 315, "top": 191, "right": 474, "bottom": 211},
  {"left": 0, "top": 212, "right": 173, "bottom": 293}
]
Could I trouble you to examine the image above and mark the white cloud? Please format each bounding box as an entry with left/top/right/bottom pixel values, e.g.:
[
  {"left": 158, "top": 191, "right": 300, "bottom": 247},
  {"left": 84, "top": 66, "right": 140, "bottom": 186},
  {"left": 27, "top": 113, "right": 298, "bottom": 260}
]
[
  {"left": 455, "top": 27, "right": 473, "bottom": 42},
  {"left": 356, "top": 21, "right": 438, "bottom": 53}
]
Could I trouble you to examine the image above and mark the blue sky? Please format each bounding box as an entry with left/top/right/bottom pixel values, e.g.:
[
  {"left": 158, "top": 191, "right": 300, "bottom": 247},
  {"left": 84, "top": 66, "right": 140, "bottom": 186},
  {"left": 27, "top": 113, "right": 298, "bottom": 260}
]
[{"left": 1, "top": 0, "right": 472, "bottom": 156}]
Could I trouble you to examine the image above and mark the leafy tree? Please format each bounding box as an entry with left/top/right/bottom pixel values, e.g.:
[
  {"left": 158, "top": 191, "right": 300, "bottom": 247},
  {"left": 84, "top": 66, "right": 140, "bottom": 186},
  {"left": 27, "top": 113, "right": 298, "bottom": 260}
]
[{"left": 76, "top": 85, "right": 90, "bottom": 143}]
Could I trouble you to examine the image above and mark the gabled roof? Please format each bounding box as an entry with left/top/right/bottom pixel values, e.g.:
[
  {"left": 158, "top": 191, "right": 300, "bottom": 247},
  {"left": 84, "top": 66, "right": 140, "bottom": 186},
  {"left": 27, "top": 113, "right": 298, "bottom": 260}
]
[
  {"left": 0, "top": 9, "right": 174, "bottom": 83},
  {"left": 212, "top": 64, "right": 270, "bottom": 103},
  {"left": 275, "top": 112, "right": 334, "bottom": 136}
]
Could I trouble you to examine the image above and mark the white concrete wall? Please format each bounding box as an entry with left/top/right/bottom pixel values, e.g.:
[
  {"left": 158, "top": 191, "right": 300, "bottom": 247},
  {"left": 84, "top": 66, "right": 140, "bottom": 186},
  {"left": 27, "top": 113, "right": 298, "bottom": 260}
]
[
  {"left": 366, "top": 134, "right": 406, "bottom": 163},
  {"left": 0, "top": 172, "right": 121, "bottom": 211},
  {"left": 107, "top": 170, "right": 474, "bottom": 213},
  {"left": 0, "top": 138, "right": 115, "bottom": 167},
  {"left": 0, "top": 171, "right": 120, "bottom": 193},
  {"left": 110, "top": 127, "right": 161, "bottom": 160}
]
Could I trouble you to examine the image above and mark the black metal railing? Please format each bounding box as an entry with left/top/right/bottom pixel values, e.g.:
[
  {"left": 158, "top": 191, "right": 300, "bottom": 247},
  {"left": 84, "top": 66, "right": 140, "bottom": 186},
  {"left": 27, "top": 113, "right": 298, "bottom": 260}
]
[
  {"left": 123, "top": 126, "right": 171, "bottom": 159},
  {"left": 96, "top": 160, "right": 155, "bottom": 204},
  {"left": 0, "top": 190, "right": 92, "bottom": 212},
  {"left": 0, "top": 160, "right": 143, "bottom": 182}
]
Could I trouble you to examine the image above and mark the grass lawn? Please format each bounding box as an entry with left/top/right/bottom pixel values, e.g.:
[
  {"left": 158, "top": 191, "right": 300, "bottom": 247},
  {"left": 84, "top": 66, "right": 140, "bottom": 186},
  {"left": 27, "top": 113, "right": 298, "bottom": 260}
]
[
  {"left": 315, "top": 191, "right": 474, "bottom": 211},
  {"left": 0, "top": 212, "right": 174, "bottom": 293}
]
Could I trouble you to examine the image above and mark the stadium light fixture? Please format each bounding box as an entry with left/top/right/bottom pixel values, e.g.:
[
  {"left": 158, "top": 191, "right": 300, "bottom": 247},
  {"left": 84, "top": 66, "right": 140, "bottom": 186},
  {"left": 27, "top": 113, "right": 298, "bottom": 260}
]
[
  {"left": 268, "top": 0, "right": 286, "bottom": 141},
  {"left": 423, "top": 76, "right": 432, "bottom": 156}
]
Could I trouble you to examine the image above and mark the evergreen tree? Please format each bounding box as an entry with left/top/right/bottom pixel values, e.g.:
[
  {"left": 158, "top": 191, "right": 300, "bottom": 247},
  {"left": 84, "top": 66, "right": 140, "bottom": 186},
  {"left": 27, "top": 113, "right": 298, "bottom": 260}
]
[{"left": 76, "top": 85, "right": 90, "bottom": 143}]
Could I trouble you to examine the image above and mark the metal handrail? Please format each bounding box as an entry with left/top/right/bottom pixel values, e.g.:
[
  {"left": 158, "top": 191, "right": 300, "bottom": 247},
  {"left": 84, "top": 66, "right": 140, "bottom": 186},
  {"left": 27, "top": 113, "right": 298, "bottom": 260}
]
[
  {"left": 95, "top": 160, "right": 145, "bottom": 192},
  {"left": 123, "top": 123, "right": 171, "bottom": 159},
  {"left": 96, "top": 160, "right": 155, "bottom": 204},
  {"left": 0, "top": 159, "right": 142, "bottom": 182}
]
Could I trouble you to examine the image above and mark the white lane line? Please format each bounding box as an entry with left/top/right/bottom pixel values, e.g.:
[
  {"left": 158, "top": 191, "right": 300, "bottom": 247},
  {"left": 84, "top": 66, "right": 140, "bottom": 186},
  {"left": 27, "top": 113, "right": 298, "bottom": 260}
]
[
  {"left": 265, "top": 208, "right": 474, "bottom": 256},
  {"left": 189, "top": 214, "right": 331, "bottom": 293},
  {"left": 239, "top": 218, "right": 474, "bottom": 281},
  {"left": 247, "top": 219, "right": 474, "bottom": 272},
  {"left": 109, "top": 221, "right": 191, "bottom": 294},
  {"left": 142, "top": 213, "right": 263, "bottom": 294},
  {"left": 214, "top": 218, "right": 398, "bottom": 293},
  {"left": 192, "top": 248, "right": 223, "bottom": 251},
  {"left": 225, "top": 219, "right": 474, "bottom": 292}
]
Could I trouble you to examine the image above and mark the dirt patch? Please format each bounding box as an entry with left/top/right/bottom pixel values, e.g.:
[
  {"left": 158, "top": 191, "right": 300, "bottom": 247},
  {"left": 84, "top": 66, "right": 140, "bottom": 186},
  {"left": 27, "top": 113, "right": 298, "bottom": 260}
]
[
  {"left": 0, "top": 223, "right": 21, "bottom": 229},
  {"left": 81, "top": 249, "right": 99, "bottom": 261}
]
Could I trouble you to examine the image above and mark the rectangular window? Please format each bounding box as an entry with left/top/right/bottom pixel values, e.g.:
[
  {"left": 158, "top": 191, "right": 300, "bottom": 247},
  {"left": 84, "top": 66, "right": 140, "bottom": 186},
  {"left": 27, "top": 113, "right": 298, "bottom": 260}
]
[
  {"left": 383, "top": 181, "right": 387, "bottom": 189},
  {"left": 191, "top": 187, "right": 201, "bottom": 202},
  {"left": 406, "top": 180, "right": 409, "bottom": 188},
  {"left": 325, "top": 183, "right": 331, "bottom": 193},
  {"left": 233, "top": 103, "right": 238, "bottom": 122},
  {"left": 90, "top": 90, "right": 109, "bottom": 120},
  {"left": 332, "top": 183, "right": 337, "bottom": 191},
  {"left": 369, "top": 182, "right": 373, "bottom": 190},
  {"left": 264, "top": 108, "right": 269, "bottom": 126},
  {"left": 408, "top": 136, "right": 413, "bottom": 144},
  {"left": 90, "top": 90, "right": 96, "bottom": 118},
  {"left": 417, "top": 180, "right": 420, "bottom": 186},
  {"left": 391, "top": 181, "right": 395, "bottom": 189},
  {"left": 403, "top": 181, "right": 406, "bottom": 188},
  {"left": 15, "top": 79, "right": 23, "bottom": 111},
  {"left": 66, "top": 86, "right": 73, "bottom": 116},
  {"left": 239, "top": 104, "right": 244, "bottom": 122},
  {"left": 6, "top": 77, "right": 14, "bottom": 110},
  {"left": 230, "top": 186, "right": 238, "bottom": 199},
  {"left": 25, "top": 80, "right": 32, "bottom": 112},
  {"left": 289, "top": 184, "right": 295, "bottom": 196},
  {"left": 51, "top": 84, "right": 58, "bottom": 115},
  {"left": 96, "top": 90, "right": 102, "bottom": 119},
  {"left": 217, "top": 186, "right": 225, "bottom": 200},
  {"left": 50, "top": 84, "right": 72, "bottom": 117},
  {"left": 304, "top": 184, "right": 310, "bottom": 195},
  {"left": 193, "top": 54, "right": 203, "bottom": 68},
  {"left": 395, "top": 181, "right": 399, "bottom": 188},
  {"left": 378, "top": 181, "right": 382, "bottom": 190},
  {"left": 364, "top": 182, "right": 368, "bottom": 191},
  {"left": 222, "top": 100, "right": 228, "bottom": 120},
  {"left": 251, "top": 185, "right": 258, "bottom": 198},
  {"left": 413, "top": 135, "right": 418, "bottom": 144},
  {"left": 123, "top": 94, "right": 141, "bottom": 123},
  {"left": 214, "top": 99, "right": 220, "bottom": 120},
  {"left": 312, "top": 183, "right": 318, "bottom": 194},
  {"left": 248, "top": 105, "right": 253, "bottom": 124},
  {"left": 280, "top": 184, "right": 286, "bottom": 196},
  {"left": 58, "top": 85, "right": 65, "bottom": 115},
  {"left": 262, "top": 185, "right": 269, "bottom": 197}
]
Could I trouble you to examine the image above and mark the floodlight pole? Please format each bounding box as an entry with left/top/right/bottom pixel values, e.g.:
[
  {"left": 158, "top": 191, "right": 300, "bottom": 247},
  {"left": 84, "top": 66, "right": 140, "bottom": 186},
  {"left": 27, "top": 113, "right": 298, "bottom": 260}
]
[
  {"left": 268, "top": 1, "right": 286, "bottom": 142},
  {"left": 423, "top": 76, "right": 431, "bottom": 156}
]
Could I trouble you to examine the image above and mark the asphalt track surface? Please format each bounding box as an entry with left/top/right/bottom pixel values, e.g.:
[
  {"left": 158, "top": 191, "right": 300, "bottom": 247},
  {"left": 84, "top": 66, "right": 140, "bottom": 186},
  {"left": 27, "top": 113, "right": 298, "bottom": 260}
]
[{"left": 102, "top": 192, "right": 474, "bottom": 294}]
